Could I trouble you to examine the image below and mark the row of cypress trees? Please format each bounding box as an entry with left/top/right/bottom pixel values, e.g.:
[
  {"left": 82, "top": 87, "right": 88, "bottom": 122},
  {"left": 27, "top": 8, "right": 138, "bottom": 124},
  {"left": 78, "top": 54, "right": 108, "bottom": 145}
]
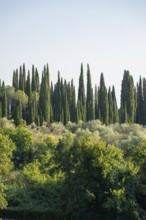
[{"left": 0, "top": 63, "right": 145, "bottom": 125}]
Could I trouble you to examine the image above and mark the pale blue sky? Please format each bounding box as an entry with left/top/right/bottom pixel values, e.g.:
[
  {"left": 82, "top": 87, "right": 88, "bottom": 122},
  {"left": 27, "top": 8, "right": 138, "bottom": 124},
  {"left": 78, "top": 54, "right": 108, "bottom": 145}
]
[{"left": 0, "top": 0, "right": 146, "bottom": 105}]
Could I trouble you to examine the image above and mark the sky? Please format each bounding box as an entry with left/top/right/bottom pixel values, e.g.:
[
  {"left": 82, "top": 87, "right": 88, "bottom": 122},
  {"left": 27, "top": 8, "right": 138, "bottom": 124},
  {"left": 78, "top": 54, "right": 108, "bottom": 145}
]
[{"left": 0, "top": 0, "right": 146, "bottom": 105}]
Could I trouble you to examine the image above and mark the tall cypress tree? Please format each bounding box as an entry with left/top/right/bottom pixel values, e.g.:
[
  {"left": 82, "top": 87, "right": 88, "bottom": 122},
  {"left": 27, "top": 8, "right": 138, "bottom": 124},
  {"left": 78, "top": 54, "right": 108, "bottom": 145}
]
[
  {"left": 12, "top": 69, "right": 19, "bottom": 90},
  {"left": 30, "top": 92, "right": 39, "bottom": 125},
  {"left": 2, "top": 92, "right": 8, "bottom": 118},
  {"left": 70, "top": 79, "right": 76, "bottom": 122},
  {"left": 50, "top": 82, "right": 54, "bottom": 123},
  {"left": 31, "top": 65, "right": 40, "bottom": 92},
  {"left": 53, "top": 72, "right": 62, "bottom": 122},
  {"left": 98, "top": 73, "right": 109, "bottom": 124},
  {"left": 112, "top": 86, "right": 119, "bottom": 123},
  {"left": 44, "top": 64, "right": 50, "bottom": 123},
  {"left": 64, "top": 91, "right": 70, "bottom": 124},
  {"left": 12, "top": 99, "right": 22, "bottom": 125},
  {"left": 67, "top": 82, "right": 71, "bottom": 114},
  {"left": 120, "top": 70, "right": 135, "bottom": 123},
  {"left": 39, "top": 64, "right": 50, "bottom": 124},
  {"left": 19, "top": 66, "right": 23, "bottom": 91},
  {"left": 25, "top": 71, "right": 32, "bottom": 124},
  {"left": 60, "top": 78, "right": 65, "bottom": 124},
  {"left": 22, "top": 63, "right": 26, "bottom": 91},
  {"left": 108, "top": 87, "right": 113, "bottom": 124},
  {"left": 86, "top": 64, "right": 94, "bottom": 121},
  {"left": 143, "top": 78, "right": 146, "bottom": 125},
  {"left": 0, "top": 101, "right": 2, "bottom": 118},
  {"left": 32, "top": 65, "right": 35, "bottom": 92},
  {"left": 19, "top": 64, "right": 26, "bottom": 91},
  {"left": 77, "top": 63, "right": 86, "bottom": 122},
  {"left": 136, "top": 77, "right": 143, "bottom": 124},
  {"left": 35, "top": 68, "right": 40, "bottom": 92},
  {"left": 95, "top": 85, "right": 99, "bottom": 119},
  {"left": 25, "top": 71, "right": 31, "bottom": 97}
]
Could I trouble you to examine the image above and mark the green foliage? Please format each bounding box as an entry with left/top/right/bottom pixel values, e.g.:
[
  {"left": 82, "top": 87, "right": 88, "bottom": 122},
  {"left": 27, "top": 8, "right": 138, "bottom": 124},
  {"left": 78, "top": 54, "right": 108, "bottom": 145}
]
[
  {"left": 8, "top": 126, "right": 33, "bottom": 168},
  {"left": 3, "top": 62, "right": 146, "bottom": 219},
  {"left": 12, "top": 90, "right": 28, "bottom": 107},
  {"left": 2, "top": 92, "right": 8, "bottom": 118},
  {"left": 0, "top": 133, "right": 15, "bottom": 210},
  {"left": 0, "top": 133, "right": 15, "bottom": 176},
  {"left": 1, "top": 122, "right": 146, "bottom": 219},
  {"left": 22, "top": 160, "right": 47, "bottom": 186},
  {"left": 62, "top": 136, "right": 140, "bottom": 219}
]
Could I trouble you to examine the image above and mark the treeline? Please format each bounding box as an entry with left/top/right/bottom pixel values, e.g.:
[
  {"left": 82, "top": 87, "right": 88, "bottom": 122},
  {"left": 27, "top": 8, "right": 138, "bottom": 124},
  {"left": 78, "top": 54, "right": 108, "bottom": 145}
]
[{"left": 0, "top": 63, "right": 146, "bottom": 125}]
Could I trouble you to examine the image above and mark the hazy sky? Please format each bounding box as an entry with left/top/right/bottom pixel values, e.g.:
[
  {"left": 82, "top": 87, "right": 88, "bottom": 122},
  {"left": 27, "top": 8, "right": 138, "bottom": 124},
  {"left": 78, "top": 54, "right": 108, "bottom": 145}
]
[{"left": 0, "top": 0, "right": 146, "bottom": 105}]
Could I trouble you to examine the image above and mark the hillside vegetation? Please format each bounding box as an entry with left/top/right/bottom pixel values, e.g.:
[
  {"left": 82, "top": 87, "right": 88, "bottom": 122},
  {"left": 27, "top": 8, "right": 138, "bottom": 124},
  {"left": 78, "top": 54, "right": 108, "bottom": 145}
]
[
  {"left": 1, "top": 64, "right": 146, "bottom": 219},
  {"left": 0, "top": 118, "right": 146, "bottom": 219}
]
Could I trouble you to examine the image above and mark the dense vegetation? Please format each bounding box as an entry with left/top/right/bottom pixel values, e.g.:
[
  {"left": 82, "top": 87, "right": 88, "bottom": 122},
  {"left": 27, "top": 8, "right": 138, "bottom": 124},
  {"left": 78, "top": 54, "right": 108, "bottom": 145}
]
[
  {"left": 0, "top": 119, "right": 146, "bottom": 219},
  {"left": 1, "top": 64, "right": 146, "bottom": 219},
  {"left": 0, "top": 63, "right": 146, "bottom": 126}
]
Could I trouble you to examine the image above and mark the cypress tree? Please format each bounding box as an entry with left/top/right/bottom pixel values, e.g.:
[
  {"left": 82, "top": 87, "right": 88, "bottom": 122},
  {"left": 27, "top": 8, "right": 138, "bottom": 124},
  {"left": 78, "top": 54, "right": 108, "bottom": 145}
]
[
  {"left": 120, "top": 70, "right": 135, "bottom": 123},
  {"left": 35, "top": 68, "right": 40, "bottom": 92},
  {"left": 70, "top": 79, "right": 76, "bottom": 122},
  {"left": 67, "top": 82, "right": 71, "bottom": 113},
  {"left": 39, "top": 64, "right": 50, "bottom": 123},
  {"left": 77, "top": 63, "right": 86, "bottom": 122},
  {"left": 24, "top": 71, "right": 32, "bottom": 124},
  {"left": 22, "top": 63, "right": 26, "bottom": 91},
  {"left": 25, "top": 71, "right": 31, "bottom": 97},
  {"left": 12, "top": 71, "right": 16, "bottom": 88},
  {"left": 53, "top": 72, "right": 62, "bottom": 122},
  {"left": 31, "top": 66, "right": 39, "bottom": 92},
  {"left": 0, "top": 101, "right": 2, "bottom": 118},
  {"left": 95, "top": 85, "right": 99, "bottom": 119},
  {"left": 98, "top": 73, "right": 109, "bottom": 124},
  {"left": 108, "top": 87, "right": 113, "bottom": 124},
  {"left": 26, "top": 96, "right": 32, "bottom": 124},
  {"left": 143, "top": 78, "right": 146, "bottom": 125},
  {"left": 59, "top": 79, "right": 71, "bottom": 124},
  {"left": 50, "top": 103, "right": 54, "bottom": 123},
  {"left": 2, "top": 92, "right": 8, "bottom": 118},
  {"left": 136, "top": 77, "right": 143, "bottom": 124},
  {"left": 86, "top": 64, "right": 94, "bottom": 121},
  {"left": 44, "top": 64, "right": 50, "bottom": 123},
  {"left": 31, "top": 92, "right": 39, "bottom": 125},
  {"left": 38, "top": 73, "right": 44, "bottom": 124},
  {"left": 32, "top": 65, "right": 35, "bottom": 92},
  {"left": 112, "top": 86, "right": 119, "bottom": 123},
  {"left": 64, "top": 92, "right": 70, "bottom": 124},
  {"left": 77, "top": 101, "right": 82, "bottom": 122},
  {"left": 12, "top": 99, "right": 22, "bottom": 125},
  {"left": 50, "top": 82, "right": 54, "bottom": 123},
  {"left": 12, "top": 69, "right": 19, "bottom": 90},
  {"left": 18, "top": 64, "right": 26, "bottom": 91},
  {"left": 61, "top": 78, "right": 64, "bottom": 124},
  {"left": 19, "top": 66, "right": 22, "bottom": 90},
  {"left": 2, "top": 81, "right": 5, "bottom": 87}
]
